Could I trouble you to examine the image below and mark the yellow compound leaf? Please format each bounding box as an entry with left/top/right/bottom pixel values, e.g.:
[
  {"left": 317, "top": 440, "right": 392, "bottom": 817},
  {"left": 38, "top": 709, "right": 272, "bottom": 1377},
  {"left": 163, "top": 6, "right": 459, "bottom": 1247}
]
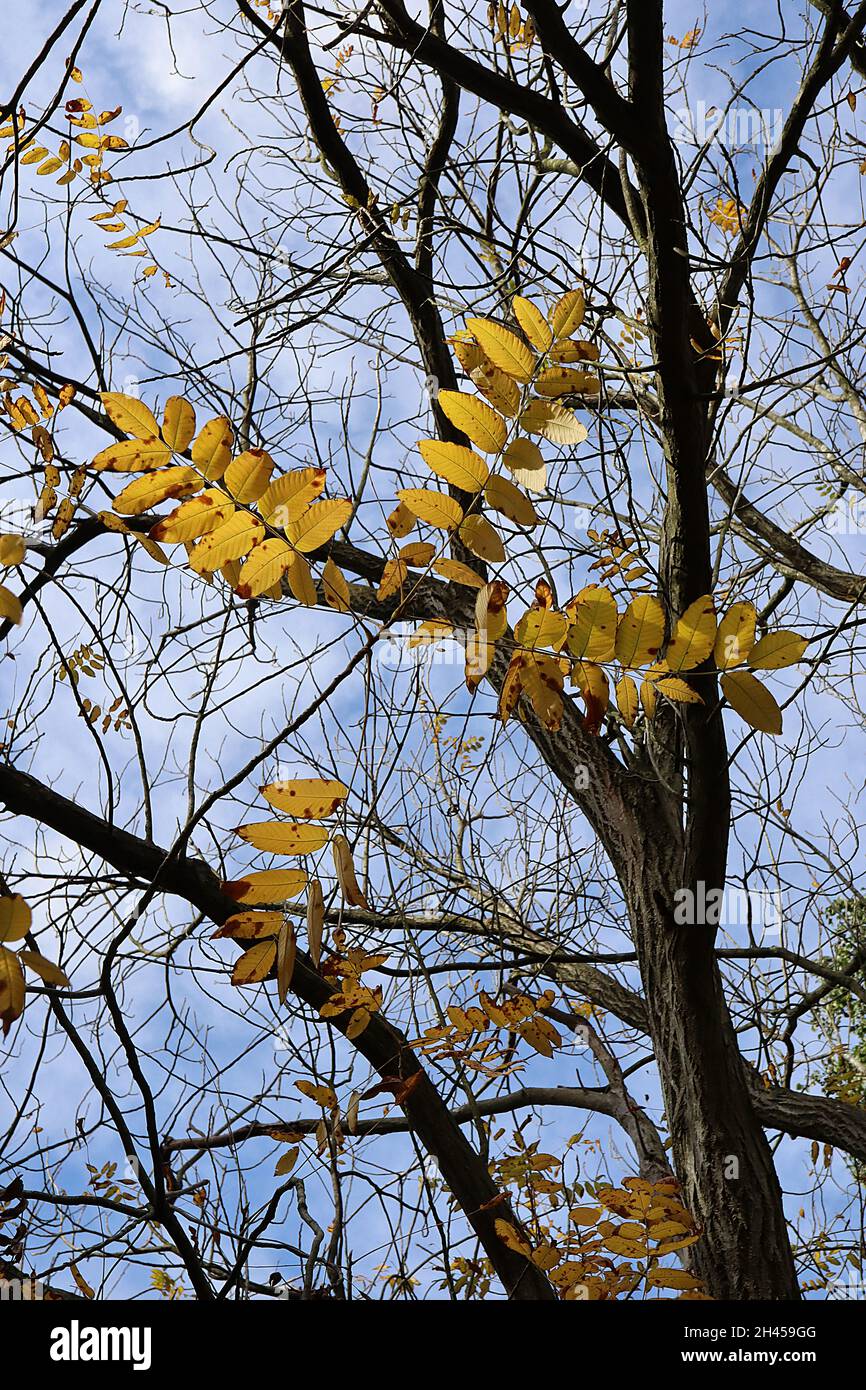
[
  {"left": 465, "top": 316, "right": 535, "bottom": 382},
  {"left": 417, "top": 439, "right": 488, "bottom": 491},
  {"left": 113, "top": 467, "right": 202, "bottom": 515},
  {"left": 236, "top": 537, "right": 293, "bottom": 599},
  {"left": 224, "top": 448, "right": 274, "bottom": 504},
  {"left": 484, "top": 474, "right": 539, "bottom": 526},
  {"left": 190, "top": 416, "right": 234, "bottom": 480},
  {"left": 100, "top": 391, "right": 160, "bottom": 439},
  {"left": 286, "top": 498, "right": 352, "bottom": 553},
  {"left": 234, "top": 821, "right": 330, "bottom": 854},
  {"left": 512, "top": 295, "right": 553, "bottom": 351},
  {"left": 459, "top": 514, "right": 505, "bottom": 563},
  {"left": 550, "top": 288, "right": 585, "bottom": 338},
  {"left": 221, "top": 869, "right": 308, "bottom": 905},
  {"left": 714, "top": 600, "right": 757, "bottom": 669},
  {"left": 615, "top": 595, "right": 665, "bottom": 668},
  {"left": 322, "top": 556, "right": 351, "bottom": 612},
  {"left": 397, "top": 488, "right": 463, "bottom": 531},
  {"left": 258, "top": 467, "right": 326, "bottom": 525},
  {"left": 721, "top": 670, "right": 783, "bottom": 735},
  {"left": 665, "top": 594, "right": 716, "bottom": 671},
  {"left": 260, "top": 778, "right": 348, "bottom": 818},
  {"left": 437, "top": 390, "right": 507, "bottom": 453},
  {"left": 231, "top": 940, "right": 276, "bottom": 986},
  {"left": 161, "top": 396, "right": 196, "bottom": 452},
  {"left": 747, "top": 631, "right": 809, "bottom": 670},
  {"left": 91, "top": 436, "right": 172, "bottom": 472}
]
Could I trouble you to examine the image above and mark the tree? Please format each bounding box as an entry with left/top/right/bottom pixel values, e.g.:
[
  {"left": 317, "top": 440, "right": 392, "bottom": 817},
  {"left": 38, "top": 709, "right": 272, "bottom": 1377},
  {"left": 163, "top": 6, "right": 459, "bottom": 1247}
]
[{"left": 2, "top": 0, "right": 866, "bottom": 1303}]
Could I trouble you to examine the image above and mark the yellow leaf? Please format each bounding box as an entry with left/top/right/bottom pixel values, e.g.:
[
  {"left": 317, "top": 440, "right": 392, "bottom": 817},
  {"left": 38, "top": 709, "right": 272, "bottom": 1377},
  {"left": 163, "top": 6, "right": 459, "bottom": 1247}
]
[
  {"left": 615, "top": 595, "right": 665, "bottom": 668},
  {"left": 231, "top": 940, "right": 276, "bottom": 985},
  {"left": 188, "top": 511, "right": 262, "bottom": 573},
  {"left": 616, "top": 674, "right": 639, "bottom": 729},
  {"left": 655, "top": 676, "right": 703, "bottom": 704},
  {"left": 286, "top": 552, "right": 317, "bottom": 605},
  {"left": 484, "top": 474, "right": 538, "bottom": 526},
  {"left": 234, "top": 822, "right": 330, "bottom": 854},
  {"left": 346, "top": 1007, "right": 371, "bottom": 1039},
  {"left": 100, "top": 391, "right": 160, "bottom": 439},
  {"left": 286, "top": 498, "right": 352, "bottom": 553},
  {"left": 322, "top": 557, "right": 351, "bottom": 611},
  {"left": 459, "top": 514, "right": 505, "bottom": 562},
  {"left": 332, "top": 833, "right": 369, "bottom": 909},
  {"left": 571, "top": 659, "right": 609, "bottom": 732},
  {"left": 470, "top": 360, "right": 521, "bottom": 417},
  {"left": 503, "top": 438, "right": 546, "bottom": 492},
  {"left": 569, "top": 1205, "right": 602, "bottom": 1226},
  {"left": 514, "top": 610, "right": 568, "bottom": 651},
  {"left": 465, "top": 316, "right": 535, "bottom": 381},
  {"left": 512, "top": 295, "right": 552, "bottom": 351},
  {"left": 665, "top": 594, "right": 716, "bottom": 671},
  {"left": 295, "top": 1080, "right": 337, "bottom": 1109},
  {"left": 214, "top": 912, "right": 284, "bottom": 940},
  {"left": 277, "top": 921, "right": 296, "bottom": 1004},
  {"left": 0, "top": 946, "right": 25, "bottom": 1035},
  {"left": 0, "top": 585, "right": 22, "bottom": 625},
  {"left": 378, "top": 558, "right": 408, "bottom": 600},
  {"left": 519, "top": 399, "right": 588, "bottom": 445},
  {"left": 386, "top": 501, "right": 415, "bottom": 538},
  {"left": 161, "top": 396, "right": 196, "bottom": 452},
  {"left": 221, "top": 869, "right": 308, "bottom": 905},
  {"left": 714, "top": 600, "right": 756, "bottom": 669},
  {"left": 260, "top": 778, "right": 348, "bottom": 818},
  {"left": 91, "top": 436, "right": 172, "bottom": 472},
  {"left": 567, "top": 586, "right": 618, "bottom": 661},
  {"left": 417, "top": 439, "right": 488, "bottom": 491},
  {"left": 0, "top": 895, "right": 31, "bottom": 944},
  {"left": 307, "top": 879, "right": 325, "bottom": 967},
  {"left": 437, "top": 390, "right": 507, "bottom": 453},
  {"left": 0, "top": 535, "right": 26, "bottom": 566},
  {"left": 494, "top": 1219, "right": 532, "bottom": 1258},
  {"left": 274, "top": 1146, "right": 299, "bottom": 1176},
  {"left": 259, "top": 467, "right": 327, "bottom": 525},
  {"left": 432, "top": 559, "right": 486, "bottom": 588},
  {"left": 399, "top": 541, "right": 435, "bottom": 567},
  {"left": 646, "top": 1267, "right": 705, "bottom": 1291},
  {"left": 191, "top": 416, "right": 234, "bottom": 480},
  {"left": 236, "top": 537, "right": 293, "bottom": 598},
  {"left": 17, "top": 950, "right": 70, "bottom": 986},
  {"left": 721, "top": 670, "right": 783, "bottom": 735},
  {"left": 224, "top": 448, "right": 274, "bottom": 504},
  {"left": 150, "top": 489, "right": 233, "bottom": 543},
  {"left": 550, "top": 288, "right": 585, "bottom": 338},
  {"left": 113, "top": 467, "right": 202, "bottom": 515},
  {"left": 747, "top": 631, "right": 809, "bottom": 670},
  {"left": 535, "top": 367, "right": 599, "bottom": 397},
  {"left": 521, "top": 653, "right": 565, "bottom": 730},
  {"left": 397, "top": 489, "right": 463, "bottom": 531},
  {"left": 640, "top": 677, "right": 657, "bottom": 719}
]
